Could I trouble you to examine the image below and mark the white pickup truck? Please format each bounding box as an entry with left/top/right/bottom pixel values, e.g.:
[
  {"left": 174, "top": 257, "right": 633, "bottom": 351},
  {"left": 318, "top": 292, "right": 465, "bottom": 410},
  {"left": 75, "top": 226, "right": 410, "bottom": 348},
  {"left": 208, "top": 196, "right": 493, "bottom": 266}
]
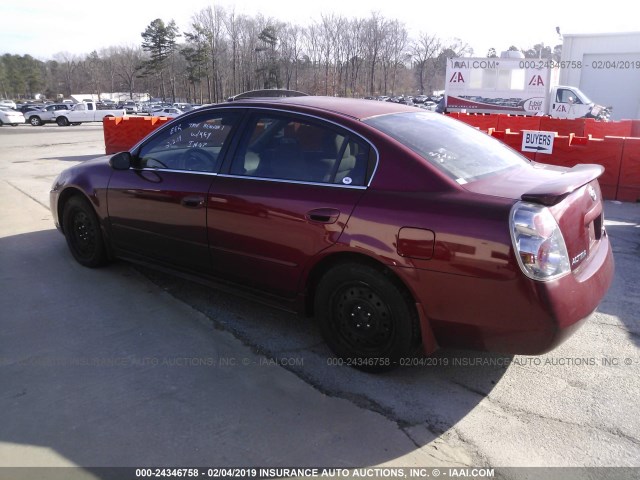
[{"left": 55, "top": 101, "right": 125, "bottom": 126}]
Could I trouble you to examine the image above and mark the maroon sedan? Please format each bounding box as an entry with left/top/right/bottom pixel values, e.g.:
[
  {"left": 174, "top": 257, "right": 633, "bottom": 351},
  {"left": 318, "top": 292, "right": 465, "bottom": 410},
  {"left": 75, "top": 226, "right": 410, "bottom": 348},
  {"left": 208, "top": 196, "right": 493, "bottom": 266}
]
[{"left": 50, "top": 97, "right": 614, "bottom": 371}]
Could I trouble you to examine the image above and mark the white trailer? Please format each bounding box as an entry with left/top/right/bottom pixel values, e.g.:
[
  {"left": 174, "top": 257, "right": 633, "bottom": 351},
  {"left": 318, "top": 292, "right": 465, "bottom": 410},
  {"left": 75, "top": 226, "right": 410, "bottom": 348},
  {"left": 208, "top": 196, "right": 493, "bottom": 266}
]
[{"left": 444, "top": 55, "right": 610, "bottom": 120}]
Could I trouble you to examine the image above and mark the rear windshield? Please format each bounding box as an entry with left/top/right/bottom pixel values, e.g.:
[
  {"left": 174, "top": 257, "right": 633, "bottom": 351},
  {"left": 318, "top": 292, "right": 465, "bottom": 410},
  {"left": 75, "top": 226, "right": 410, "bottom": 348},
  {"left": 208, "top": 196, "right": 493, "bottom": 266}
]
[{"left": 364, "top": 112, "right": 529, "bottom": 183}]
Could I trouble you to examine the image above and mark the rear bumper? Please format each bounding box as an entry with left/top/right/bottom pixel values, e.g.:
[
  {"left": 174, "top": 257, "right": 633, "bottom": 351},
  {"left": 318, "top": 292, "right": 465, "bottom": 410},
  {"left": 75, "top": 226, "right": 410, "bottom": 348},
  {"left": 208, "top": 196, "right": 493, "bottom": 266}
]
[{"left": 395, "top": 231, "right": 614, "bottom": 355}]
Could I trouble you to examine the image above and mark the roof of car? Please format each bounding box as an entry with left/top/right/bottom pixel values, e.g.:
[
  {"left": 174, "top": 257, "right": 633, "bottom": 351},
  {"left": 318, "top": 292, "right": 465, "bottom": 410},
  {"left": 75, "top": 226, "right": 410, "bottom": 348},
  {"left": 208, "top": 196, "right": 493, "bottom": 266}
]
[{"left": 220, "top": 96, "right": 419, "bottom": 121}]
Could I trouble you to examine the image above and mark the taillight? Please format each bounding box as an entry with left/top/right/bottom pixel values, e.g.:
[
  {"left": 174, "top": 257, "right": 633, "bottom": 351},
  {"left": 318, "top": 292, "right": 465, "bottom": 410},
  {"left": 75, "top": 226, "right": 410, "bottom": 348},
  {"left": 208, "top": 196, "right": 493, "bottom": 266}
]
[{"left": 510, "top": 202, "right": 570, "bottom": 281}]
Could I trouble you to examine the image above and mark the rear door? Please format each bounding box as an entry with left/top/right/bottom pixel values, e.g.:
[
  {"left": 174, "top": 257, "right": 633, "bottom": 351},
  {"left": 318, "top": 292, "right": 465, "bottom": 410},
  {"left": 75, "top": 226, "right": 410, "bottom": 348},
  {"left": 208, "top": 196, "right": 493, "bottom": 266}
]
[{"left": 207, "top": 110, "right": 375, "bottom": 297}]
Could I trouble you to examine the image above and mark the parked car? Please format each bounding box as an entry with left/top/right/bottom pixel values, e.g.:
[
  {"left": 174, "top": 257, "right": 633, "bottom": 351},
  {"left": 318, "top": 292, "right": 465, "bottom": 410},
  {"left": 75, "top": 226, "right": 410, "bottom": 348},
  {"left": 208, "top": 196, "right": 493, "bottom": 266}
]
[
  {"left": 0, "top": 106, "right": 24, "bottom": 126},
  {"left": 151, "top": 107, "right": 184, "bottom": 118},
  {"left": 173, "top": 103, "right": 194, "bottom": 112},
  {"left": 97, "top": 100, "right": 118, "bottom": 110},
  {"left": 419, "top": 101, "right": 437, "bottom": 112},
  {"left": 122, "top": 101, "right": 139, "bottom": 114},
  {"left": 50, "top": 96, "right": 614, "bottom": 371},
  {"left": 0, "top": 99, "right": 17, "bottom": 109},
  {"left": 54, "top": 101, "right": 126, "bottom": 126},
  {"left": 16, "top": 104, "right": 42, "bottom": 115},
  {"left": 25, "top": 103, "right": 73, "bottom": 126}
]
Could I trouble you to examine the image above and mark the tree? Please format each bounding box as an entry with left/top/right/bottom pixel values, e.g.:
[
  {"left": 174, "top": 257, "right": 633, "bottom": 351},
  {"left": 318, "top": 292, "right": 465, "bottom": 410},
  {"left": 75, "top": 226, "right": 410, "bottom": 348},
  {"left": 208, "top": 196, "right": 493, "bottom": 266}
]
[
  {"left": 110, "top": 45, "right": 144, "bottom": 100},
  {"left": 487, "top": 48, "right": 497, "bottom": 58},
  {"left": 364, "top": 13, "right": 387, "bottom": 95},
  {"left": 140, "top": 18, "right": 180, "bottom": 100},
  {"left": 410, "top": 33, "right": 441, "bottom": 95},
  {"left": 256, "top": 25, "right": 280, "bottom": 89},
  {"left": 279, "top": 24, "right": 302, "bottom": 91},
  {"left": 83, "top": 50, "right": 103, "bottom": 98}
]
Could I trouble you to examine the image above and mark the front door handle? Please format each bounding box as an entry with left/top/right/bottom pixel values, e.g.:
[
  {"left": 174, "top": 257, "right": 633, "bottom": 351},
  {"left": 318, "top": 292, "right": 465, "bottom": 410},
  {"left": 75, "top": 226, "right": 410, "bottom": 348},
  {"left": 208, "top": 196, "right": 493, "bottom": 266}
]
[
  {"left": 181, "top": 195, "right": 205, "bottom": 208},
  {"left": 306, "top": 208, "right": 340, "bottom": 224}
]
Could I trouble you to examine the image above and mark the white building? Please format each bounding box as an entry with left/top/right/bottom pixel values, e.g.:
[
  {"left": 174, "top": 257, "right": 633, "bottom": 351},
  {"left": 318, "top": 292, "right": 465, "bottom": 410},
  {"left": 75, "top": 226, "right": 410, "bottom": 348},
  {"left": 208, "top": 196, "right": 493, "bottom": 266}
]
[{"left": 560, "top": 32, "right": 640, "bottom": 120}]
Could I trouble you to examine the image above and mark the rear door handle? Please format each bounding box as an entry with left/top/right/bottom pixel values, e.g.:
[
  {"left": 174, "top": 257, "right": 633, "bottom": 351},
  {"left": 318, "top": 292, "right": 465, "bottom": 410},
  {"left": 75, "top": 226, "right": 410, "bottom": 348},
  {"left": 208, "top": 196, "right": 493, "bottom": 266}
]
[
  {"left": 306, "top": 208, "right": 340, "bottom": 224},
  {"left": 181, "top": 196, "right": 205, "bottom": 208}
]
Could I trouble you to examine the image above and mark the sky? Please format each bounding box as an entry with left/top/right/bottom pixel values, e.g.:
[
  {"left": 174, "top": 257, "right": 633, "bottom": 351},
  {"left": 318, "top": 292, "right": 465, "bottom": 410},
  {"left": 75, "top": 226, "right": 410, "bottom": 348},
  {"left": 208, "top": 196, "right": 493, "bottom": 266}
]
[{"left": 1, "top": 0, "right": 638, "bottom": 60}]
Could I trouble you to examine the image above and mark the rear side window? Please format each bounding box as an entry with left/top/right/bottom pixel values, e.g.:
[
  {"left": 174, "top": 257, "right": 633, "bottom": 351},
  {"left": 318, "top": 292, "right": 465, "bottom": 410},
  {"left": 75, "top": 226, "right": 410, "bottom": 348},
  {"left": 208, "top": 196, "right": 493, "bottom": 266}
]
[
  {"left": 365, "top": 112, "right": 528, "bottom": 183},
  {"left": 230, "top": 114, "right": 370, "bottom": 186}
]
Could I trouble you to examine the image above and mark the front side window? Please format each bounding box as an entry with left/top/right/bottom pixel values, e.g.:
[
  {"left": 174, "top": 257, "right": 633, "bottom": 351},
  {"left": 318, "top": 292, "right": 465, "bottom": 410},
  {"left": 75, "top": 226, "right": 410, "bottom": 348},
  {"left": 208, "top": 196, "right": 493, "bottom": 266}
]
[
  {"left": 230, "top": 114, "right": 370, "bottom": 186},
  {"left": 137, "top": 112, "right": 239, "bottom": 173},
  {"left": 556, "top": 89, "right": 582, "bottom": 104}
]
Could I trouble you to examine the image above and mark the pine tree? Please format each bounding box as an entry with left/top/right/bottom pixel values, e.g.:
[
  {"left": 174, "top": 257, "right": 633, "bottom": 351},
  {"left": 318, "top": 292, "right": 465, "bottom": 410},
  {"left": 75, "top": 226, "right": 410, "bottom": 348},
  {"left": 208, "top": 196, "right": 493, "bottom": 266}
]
[{"left": 140, "top": 18, "right": 180, "bottom": 101}]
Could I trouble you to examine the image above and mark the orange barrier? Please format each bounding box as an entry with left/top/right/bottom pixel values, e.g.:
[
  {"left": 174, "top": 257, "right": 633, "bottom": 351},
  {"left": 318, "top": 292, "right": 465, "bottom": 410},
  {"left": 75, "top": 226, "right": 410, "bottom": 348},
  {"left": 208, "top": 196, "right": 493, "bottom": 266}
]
[
  {"left": 103, "top": 116, "right": 171, "bottom": 154},
  {"left": 489, "top": 129, "right": 536, "bottom": 160},
  {"left": 616, "top": 138, "right": 640, "bottom": 202},
  {"left": 539, "top": 117, "right": 586, "bottom": 137},
  {"left": 454, "top": 113, "right": 498, "bottom": 132},
  {"left": 496, "top": 115, "right": 541, "bottom": 133},
  {"left": 584, "top": 119, "right": 633, "bottom": 139}
]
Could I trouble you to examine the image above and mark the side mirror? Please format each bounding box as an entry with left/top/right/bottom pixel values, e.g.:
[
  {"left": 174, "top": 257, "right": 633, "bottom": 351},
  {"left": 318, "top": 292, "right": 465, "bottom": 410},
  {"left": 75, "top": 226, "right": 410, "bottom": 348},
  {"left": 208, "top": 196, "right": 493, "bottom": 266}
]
[{"left": 109, "top": 151, "right": 132, "bottom": 170}]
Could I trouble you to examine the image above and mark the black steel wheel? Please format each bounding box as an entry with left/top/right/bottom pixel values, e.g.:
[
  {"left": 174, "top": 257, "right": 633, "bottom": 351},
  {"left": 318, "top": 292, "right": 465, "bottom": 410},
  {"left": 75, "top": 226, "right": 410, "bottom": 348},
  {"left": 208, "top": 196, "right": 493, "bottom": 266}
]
[
  {"left": 315, "top": 263, "right": 419, "bottom": 372},
  {"left": 56, "top": 116, "right": 70, "bottom": 126},
  {"left": 62, "top": 196, "right": 108, "bottom": 267}
]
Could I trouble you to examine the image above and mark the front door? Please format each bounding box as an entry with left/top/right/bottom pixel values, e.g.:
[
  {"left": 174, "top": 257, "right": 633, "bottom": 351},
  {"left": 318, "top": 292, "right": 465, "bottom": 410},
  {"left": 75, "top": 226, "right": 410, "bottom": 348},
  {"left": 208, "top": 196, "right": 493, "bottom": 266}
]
[{"left": 107, "top": 110, "right": 241, "bottom": 273}]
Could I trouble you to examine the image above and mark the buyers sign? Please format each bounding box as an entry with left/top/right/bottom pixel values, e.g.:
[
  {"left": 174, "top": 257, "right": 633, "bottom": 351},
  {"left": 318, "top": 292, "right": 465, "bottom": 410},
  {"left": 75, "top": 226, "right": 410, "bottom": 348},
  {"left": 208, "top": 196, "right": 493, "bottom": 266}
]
[{"left": 521, "top": 130, "right": 555, "bottom": 155}]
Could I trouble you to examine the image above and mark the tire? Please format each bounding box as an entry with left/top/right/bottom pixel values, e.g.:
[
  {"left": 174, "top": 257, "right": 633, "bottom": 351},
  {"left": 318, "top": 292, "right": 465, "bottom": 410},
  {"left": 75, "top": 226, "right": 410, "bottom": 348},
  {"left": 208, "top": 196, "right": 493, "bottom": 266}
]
[
  {"left": 62, "top": 196, "right": 108, "bottom": 268},
  {"left": 0, "top": 120, "right": 3, "bottom": 127},
  {"left": 315, "top": 263, "right": 420, "bottom": 372},
  {"left": 29, "top": 116, "right": 42, "bottom": 126},
  {"left": 56, "top": 116, "right": 70, "bottom": 126}
]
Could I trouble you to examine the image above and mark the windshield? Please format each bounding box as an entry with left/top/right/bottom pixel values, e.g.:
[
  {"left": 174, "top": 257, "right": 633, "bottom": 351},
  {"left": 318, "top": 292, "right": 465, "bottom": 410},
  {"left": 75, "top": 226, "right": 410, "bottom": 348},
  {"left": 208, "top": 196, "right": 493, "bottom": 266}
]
[{"left": 364, "top": 112, "right": 529, "bottom": 183}]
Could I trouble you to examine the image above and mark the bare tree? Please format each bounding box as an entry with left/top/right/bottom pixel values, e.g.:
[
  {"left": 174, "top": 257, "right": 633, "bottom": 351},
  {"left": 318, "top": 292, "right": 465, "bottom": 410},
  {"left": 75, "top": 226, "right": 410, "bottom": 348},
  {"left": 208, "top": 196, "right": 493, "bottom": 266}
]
[
  {"left": 380, "top": 19, "right": 408, "bottom": 95},
  {"left": 364, "top": 13, "right": 388, "bottom": 95},
  {"left": 110, "top": 45, "right": 144, "bottom": 100},
  {"left": 53, "top": 52, "right": 80, "bottom": 96},
  {"left": 279, "top": 23, "right": 302, "bottom": 90},
  {"left": 410, "top": 33, "right": 442, "bottom": 95}
]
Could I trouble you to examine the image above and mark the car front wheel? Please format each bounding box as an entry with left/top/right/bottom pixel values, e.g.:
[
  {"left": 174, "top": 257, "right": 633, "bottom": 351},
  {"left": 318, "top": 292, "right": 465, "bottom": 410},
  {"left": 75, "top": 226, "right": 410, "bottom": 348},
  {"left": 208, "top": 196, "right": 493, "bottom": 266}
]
[
  {"left": 315, "top": 263, "right": 420, "bottom": 372},
  {"left": 62, "top": 196, "right": 108, "bottom": 268},
  {"left": 56, "top": 117, "right": 70, "bottom": 126},
  {"left": 29, "top": 116, "right": 42, "bottom": 126}
]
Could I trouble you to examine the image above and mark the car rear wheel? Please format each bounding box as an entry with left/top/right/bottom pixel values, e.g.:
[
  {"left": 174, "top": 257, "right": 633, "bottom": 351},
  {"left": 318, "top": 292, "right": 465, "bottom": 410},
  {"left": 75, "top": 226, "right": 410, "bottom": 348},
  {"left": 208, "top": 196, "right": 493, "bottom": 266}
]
[
  {"left": 315, "top": 263, "right": 420, "bottom": 372},
  {"left": 56, "top": 117, "right": 70, "bottom": 126},
  {"left": 62, "top": 196, "right": 108, "bottom": 268},
  {"left": 29, "top": 116, "right": 42, "bottom": 126}
]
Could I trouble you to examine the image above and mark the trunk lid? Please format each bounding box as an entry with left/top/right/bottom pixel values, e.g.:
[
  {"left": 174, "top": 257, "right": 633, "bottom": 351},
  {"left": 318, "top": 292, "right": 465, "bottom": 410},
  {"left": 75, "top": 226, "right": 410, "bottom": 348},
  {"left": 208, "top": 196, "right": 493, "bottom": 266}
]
[{"left": 465, "top": 162, "right": 606, "bottom": 272}]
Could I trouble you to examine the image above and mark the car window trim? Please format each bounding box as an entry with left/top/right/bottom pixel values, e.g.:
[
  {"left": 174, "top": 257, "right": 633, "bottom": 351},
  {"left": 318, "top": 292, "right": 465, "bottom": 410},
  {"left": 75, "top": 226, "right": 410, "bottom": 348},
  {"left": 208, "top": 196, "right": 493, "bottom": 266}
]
[
  {"left": 128, "top": 104, "right": 380, "bottom": 186},
  {"left": 137, "top": 168, "right": 219, "bottom": 177},
  {"left": 216, "top": 173, "right": 367, "bottom": 190},
  {"left": 219, "top": 106, "right": 379, "bottom": 188}
]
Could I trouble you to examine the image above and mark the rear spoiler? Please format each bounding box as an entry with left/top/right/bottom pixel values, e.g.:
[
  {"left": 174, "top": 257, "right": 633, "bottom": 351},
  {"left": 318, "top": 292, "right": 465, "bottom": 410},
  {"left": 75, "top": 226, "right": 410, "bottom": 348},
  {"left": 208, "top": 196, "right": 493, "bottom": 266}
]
[{"left": 521, "top": 164, "right": 604, "bottom": 206}]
